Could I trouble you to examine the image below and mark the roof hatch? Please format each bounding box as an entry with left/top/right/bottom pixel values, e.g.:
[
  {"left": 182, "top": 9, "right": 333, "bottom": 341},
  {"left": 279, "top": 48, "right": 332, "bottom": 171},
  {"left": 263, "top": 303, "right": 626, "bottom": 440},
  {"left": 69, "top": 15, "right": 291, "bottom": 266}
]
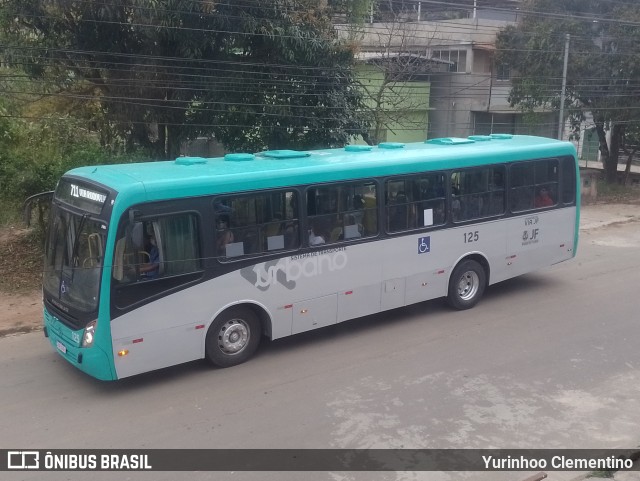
[
  {"left": 260, "top": 150, "right": 310, "bottom": 159},
  {"left": 224, "top": 153, "right": 255, "bottom": 162},
  {"left": 378, "top": 142, "right": 405, "bottom": 149},
  {"left": 175, "top": 157, "right": 207, "bottom": 165},
  {"left": 490, "top": 133, "right": 513, "bottom": 139},
  {"left": 426, "top": 137, "right": 475, "bottom": 145},
  {"left": 345, "top": 145, "right": 373, "bottom": 152}
]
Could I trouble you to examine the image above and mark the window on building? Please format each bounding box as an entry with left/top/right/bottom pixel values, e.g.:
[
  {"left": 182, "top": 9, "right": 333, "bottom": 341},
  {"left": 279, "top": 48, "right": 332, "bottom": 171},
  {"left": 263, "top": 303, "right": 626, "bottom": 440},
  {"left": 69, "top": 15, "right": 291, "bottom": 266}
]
[
  {"left": 432, "top": 49, "right": 467, "bottom": 73},
  {"left": 496, "top": 62, "right": 510, "bottom": 81}
]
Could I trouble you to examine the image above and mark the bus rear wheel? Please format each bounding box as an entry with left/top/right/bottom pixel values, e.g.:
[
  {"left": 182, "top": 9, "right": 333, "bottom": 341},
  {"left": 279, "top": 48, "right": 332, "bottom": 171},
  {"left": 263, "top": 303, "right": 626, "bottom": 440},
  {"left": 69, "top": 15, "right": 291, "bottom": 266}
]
[
  {"left": 447, "top": 260, "right": 486, "bottom": 310},
  {"left": 205, "top": 306, "right": 261, "bottom": 368}
]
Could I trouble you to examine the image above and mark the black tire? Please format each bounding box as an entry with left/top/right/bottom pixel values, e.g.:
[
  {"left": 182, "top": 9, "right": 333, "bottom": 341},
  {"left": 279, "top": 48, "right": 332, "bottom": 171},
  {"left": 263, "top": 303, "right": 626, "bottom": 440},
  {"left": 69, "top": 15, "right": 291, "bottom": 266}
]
[
  {"left": 205, "top": 306, "right": 261, "bottom": 368},
  {"left": 447, "top": 259, "right": 486, "bottom": 310}
]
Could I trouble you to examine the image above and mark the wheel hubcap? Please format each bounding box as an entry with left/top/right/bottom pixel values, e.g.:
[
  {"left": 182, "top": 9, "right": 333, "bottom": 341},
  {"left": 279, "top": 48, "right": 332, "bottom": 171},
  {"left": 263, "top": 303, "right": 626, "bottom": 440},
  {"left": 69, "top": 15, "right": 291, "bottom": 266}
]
[
  {"left": 218, "top": 319, "right": 250, "bottom": 355},
  {"left": 457, "top": 270, "right": 479, "bottom": 301}
]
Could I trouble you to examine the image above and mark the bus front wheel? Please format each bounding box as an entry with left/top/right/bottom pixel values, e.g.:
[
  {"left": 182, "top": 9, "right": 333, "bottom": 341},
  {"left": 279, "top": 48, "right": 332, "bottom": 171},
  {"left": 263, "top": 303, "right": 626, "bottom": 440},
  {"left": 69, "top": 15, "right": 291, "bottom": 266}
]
[
  {"left": 205, "top": 306, "right": 261, "bottom": 368},
  {"left": 447, "top": 260, "right": 486, "bottom": 310}
]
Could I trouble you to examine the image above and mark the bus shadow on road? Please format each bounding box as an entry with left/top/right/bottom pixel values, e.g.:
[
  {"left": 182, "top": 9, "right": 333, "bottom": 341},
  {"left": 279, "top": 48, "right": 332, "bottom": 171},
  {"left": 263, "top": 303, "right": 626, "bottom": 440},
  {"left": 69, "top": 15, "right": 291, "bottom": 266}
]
[
  {"left": 92, "top": 302, "right": 451, "bottom": 392},
  {"left": 93, "top": 273, "right": 561, "bottom": 391},
  {"left": 482, "top": 272, "right": 562, "bottom": 303}
]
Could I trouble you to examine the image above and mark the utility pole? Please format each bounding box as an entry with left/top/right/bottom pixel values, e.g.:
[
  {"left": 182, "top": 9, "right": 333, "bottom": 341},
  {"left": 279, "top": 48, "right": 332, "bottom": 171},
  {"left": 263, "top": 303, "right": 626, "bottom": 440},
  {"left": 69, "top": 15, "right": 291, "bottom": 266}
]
[{"left": 558, "top": 33, "right": 570, "bottom": 140}]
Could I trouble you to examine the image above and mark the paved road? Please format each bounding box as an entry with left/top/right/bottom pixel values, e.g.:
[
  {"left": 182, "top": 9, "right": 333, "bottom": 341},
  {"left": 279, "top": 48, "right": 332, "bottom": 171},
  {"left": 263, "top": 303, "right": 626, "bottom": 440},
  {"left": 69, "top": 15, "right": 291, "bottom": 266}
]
[{"left": 2, "top": 208, "right": 640, "bottom": 481}]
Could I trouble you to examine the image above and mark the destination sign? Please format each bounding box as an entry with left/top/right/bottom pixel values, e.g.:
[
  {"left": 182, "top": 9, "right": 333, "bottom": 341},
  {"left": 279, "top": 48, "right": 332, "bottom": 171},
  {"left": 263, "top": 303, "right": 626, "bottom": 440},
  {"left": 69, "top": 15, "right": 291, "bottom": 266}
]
[{"left": 55, "top": 179, "right": 110, "bottom": 215}]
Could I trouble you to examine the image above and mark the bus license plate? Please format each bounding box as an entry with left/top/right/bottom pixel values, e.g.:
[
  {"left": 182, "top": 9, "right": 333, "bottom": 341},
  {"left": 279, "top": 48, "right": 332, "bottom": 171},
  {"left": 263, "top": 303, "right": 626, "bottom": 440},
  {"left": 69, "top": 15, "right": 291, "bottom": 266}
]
[{"left": 56, "top": 341, "right": 67, "bottom": 354}]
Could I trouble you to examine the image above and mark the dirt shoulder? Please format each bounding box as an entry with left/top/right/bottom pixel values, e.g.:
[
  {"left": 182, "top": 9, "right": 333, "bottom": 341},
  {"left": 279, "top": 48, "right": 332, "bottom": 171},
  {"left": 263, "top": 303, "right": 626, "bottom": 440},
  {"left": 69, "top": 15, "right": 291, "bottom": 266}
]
[
  {"left": 0, "top": 226, "right": 43, "bottom": 336},
  {"left": 0, "top": 291, "right": 42, "bottom": 336},
  {"left": 0, "top": 202, "right": 639, "bottom": 338}
]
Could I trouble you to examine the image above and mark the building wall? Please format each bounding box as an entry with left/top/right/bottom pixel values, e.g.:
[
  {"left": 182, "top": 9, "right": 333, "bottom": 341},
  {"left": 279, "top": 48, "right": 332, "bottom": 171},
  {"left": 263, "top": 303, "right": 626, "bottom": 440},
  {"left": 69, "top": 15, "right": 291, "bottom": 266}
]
[
  {"left": 427, "top": 47, "right": 557, "bottom": 140},
  {"left": 355, "top": 63, "right": 430, "bottom": 144}
]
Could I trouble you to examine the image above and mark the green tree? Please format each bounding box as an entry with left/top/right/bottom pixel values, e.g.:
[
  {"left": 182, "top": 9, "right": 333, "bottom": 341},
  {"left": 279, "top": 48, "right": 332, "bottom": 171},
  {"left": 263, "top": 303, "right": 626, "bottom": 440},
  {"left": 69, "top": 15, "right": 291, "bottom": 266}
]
[
  {"left": 496, "top": 0, "right": 640, "bottom": 182},
  {"left": 328, "top": 0, "right": 375, "bottom": 23},
  {"left": 193, "top": 1, "right": 369, "bottom": 152},
  {"left": 0, "top": 69, "right": 145, "bottom": 219},
  {"left": 1, "top": 0, "right": 369, "bottom": 158},
  {"left": 621, "top": 122, "right": 640, "bottom": 185}
]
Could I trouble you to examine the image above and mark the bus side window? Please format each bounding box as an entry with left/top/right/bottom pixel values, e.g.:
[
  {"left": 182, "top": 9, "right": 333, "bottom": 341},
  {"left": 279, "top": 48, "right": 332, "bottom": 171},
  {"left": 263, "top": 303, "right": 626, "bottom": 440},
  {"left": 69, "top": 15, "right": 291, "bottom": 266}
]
[
  {"left": 308, "top": 181, "right": 377, "bottom": 244},
  {"left": 510, "top": 159, "right": 559, "bottom": 213},
  {"left": 510, "top": 163, "right": 535, "bottom": 212},
  {"left": 112, "top": 213, "right": 202, "bottom": 309},
  {"left": 387, "top": 174, "right": 446, "bottom": 231},
  {"left": 113, "top": 221, "right": 150, "bottom": 283},
  {"left": 215, "top": 190, "right": 300, "bottom": 260},
  {"left": 561, "top": 157, "right": 576, "bottom": 204}
]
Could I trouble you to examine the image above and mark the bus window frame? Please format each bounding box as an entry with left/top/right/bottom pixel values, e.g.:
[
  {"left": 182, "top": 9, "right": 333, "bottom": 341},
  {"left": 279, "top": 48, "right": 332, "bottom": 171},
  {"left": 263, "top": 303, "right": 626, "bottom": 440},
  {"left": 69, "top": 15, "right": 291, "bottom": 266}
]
[
  {"left": 450, "top": 164, "right": 507, "bottom": 225},
  {"left": 384, "top": 171, "right": 448, "bottom": 235},
  {"left": 110, "top": 205, "right": 205, "bottom": 312},
  {"left": 213, "top": 187, "right": 303, "bottom": 263},
  {"left": 508, "top": 158, "right": 560, "bottom": 214},
  {"left": 304, "top": 178, "right": 380, "bottom": 248},
  {"left": 560, "top": 156, "right": 577, "bottom": 206}
]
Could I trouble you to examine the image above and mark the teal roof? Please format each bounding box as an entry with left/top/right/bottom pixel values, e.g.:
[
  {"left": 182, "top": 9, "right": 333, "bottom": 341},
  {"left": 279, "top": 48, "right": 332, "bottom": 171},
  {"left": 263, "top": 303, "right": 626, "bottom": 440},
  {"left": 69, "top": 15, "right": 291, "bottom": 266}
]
[{"left": 66, "top": 135, "right": 577, "bottom": 203}]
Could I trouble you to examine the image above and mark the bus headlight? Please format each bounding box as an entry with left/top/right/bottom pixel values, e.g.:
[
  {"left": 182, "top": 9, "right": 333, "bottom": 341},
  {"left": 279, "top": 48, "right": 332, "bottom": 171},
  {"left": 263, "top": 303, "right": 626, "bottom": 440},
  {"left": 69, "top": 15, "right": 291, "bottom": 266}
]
[{"left": 82, "top": 320, "right": 97, "bottom": 348}]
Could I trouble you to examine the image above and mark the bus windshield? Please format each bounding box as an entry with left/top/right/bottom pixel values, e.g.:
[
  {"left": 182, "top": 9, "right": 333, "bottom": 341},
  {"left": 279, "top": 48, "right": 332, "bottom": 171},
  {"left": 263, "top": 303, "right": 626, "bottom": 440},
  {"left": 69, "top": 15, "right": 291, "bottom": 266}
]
[{"left": 43, "top": 203, "right": 107, "bottom": 318}]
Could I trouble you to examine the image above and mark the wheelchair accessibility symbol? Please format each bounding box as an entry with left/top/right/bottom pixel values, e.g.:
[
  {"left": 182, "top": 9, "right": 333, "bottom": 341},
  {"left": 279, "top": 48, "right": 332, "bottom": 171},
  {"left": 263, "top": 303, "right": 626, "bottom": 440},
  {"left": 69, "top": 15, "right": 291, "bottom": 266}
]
[{"left": 418, "top": 236, "right": 431, "bottom": 254}]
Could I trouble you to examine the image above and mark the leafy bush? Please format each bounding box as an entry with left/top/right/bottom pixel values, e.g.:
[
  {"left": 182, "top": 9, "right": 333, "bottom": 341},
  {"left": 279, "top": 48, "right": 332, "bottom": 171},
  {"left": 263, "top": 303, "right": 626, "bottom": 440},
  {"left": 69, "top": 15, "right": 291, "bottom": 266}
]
[{"left": 0, "top": 115, "right": 147, "bottom": 222}]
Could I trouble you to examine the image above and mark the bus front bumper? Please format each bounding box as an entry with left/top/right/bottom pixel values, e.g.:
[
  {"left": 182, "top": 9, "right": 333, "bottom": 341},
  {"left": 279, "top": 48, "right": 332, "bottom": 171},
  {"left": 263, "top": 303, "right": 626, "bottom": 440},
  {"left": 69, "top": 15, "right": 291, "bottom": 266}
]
[{"left": 44, "top": 309, "right": 116, "bottom": 381}]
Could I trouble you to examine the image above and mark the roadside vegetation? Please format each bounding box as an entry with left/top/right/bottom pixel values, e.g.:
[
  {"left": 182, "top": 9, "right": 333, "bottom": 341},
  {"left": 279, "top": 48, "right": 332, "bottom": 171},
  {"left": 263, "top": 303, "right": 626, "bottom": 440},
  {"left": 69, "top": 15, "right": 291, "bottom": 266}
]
[
  {"left": 589, "top": 179, "right": 640, "bottom": 205},
  {"left": 0, "top": 226, "right": 42, "bottom": 293}
]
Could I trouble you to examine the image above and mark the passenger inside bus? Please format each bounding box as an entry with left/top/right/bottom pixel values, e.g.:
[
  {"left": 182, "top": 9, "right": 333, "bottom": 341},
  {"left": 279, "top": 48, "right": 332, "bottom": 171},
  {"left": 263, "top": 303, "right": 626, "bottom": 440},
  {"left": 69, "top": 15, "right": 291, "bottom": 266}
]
[
  {"left": 309, "top": 219, "right": 327, "bottom": 245},
  {"left": 535, "top": 187, "right": 554, "bottom": 208},
  {"left": 138, "top": 233, "right": 160, "bottom": 279},
  {"left": 451, "top": 185, "right": 462, "bottom": 221},
  {"left": 216, "top": 215, "right": 235, "bottom": 255},
  {"left": 388, "top": 192, "right": 414, "bottom": 231}
]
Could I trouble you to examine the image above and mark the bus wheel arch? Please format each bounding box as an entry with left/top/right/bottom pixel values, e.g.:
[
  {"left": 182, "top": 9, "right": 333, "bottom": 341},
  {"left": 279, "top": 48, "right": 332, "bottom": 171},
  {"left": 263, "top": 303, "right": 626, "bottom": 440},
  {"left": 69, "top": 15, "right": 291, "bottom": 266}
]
[
  {"left": 205, "top": 304, "right": 267, "bottom": 368},
  {"left": 446, "top": 254, "right": 489, "bottom": 310}
]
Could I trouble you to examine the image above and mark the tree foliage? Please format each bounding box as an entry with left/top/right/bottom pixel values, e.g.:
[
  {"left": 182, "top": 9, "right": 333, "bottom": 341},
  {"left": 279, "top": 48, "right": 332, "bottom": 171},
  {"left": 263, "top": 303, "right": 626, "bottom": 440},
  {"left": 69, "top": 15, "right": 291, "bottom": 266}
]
[
  {"left": 193, "top": 1, "right": 369, "bottom": 152},
  {"left": 0, "top": 113, "right": 139, "bottom": 210},
  {"left": 354, "top": 20, "right": 432, "bottom": 146},
  {"left": 496, "top": 0, "right": 640, "bottom": 182},
  {"left": 1, "top": 0, "right": 369, "bottom": 158},
  {"left": 0, "top": 71, "right": 145, "bottom": 213}
]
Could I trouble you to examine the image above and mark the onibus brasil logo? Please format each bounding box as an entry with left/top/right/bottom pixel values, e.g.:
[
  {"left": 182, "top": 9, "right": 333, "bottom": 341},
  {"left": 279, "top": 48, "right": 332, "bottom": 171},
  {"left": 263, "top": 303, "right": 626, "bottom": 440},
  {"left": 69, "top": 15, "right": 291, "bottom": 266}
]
[{"left": 240, "top": 248, "right": 348, "bottom": 291}]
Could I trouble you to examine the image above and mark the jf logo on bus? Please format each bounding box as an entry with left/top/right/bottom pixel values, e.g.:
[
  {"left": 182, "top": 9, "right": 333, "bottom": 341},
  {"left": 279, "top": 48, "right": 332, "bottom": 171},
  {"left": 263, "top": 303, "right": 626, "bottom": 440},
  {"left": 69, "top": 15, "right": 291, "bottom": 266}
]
[{"left": 418, "top": 236, "right": 431, "bottom": 254}]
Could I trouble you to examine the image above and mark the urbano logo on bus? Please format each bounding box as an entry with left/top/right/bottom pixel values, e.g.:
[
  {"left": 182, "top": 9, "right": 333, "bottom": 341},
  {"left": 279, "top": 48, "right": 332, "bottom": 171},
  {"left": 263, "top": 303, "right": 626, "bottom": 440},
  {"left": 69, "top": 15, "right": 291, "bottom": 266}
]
[{"left": 240, "top": 248, "right": 348, "bottom": 291}]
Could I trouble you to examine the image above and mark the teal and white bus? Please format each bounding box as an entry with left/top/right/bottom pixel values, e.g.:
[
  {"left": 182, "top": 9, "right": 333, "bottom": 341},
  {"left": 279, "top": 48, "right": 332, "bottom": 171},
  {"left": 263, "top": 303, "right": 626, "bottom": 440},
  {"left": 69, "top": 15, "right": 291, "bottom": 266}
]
[{"left": 43, "top": 134, "right": 579, "bottom": 380}]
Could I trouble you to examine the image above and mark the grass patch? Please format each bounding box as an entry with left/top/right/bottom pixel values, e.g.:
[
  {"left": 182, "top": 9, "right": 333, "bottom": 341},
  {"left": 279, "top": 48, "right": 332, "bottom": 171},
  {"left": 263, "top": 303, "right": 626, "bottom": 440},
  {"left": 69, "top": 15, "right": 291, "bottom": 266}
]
[
  {"left": 0, "top": 199, "right": 23, "bottom": 225},
  {"left": 589, "top": 178, "right": 640, "bottom": 204}
]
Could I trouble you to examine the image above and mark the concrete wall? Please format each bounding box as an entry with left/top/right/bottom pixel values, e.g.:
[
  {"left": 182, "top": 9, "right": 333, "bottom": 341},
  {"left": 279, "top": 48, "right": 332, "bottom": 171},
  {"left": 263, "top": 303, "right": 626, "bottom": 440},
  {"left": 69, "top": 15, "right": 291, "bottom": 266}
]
[{"left": 355, "top": 63, "right": 430, "bottom": 144}]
